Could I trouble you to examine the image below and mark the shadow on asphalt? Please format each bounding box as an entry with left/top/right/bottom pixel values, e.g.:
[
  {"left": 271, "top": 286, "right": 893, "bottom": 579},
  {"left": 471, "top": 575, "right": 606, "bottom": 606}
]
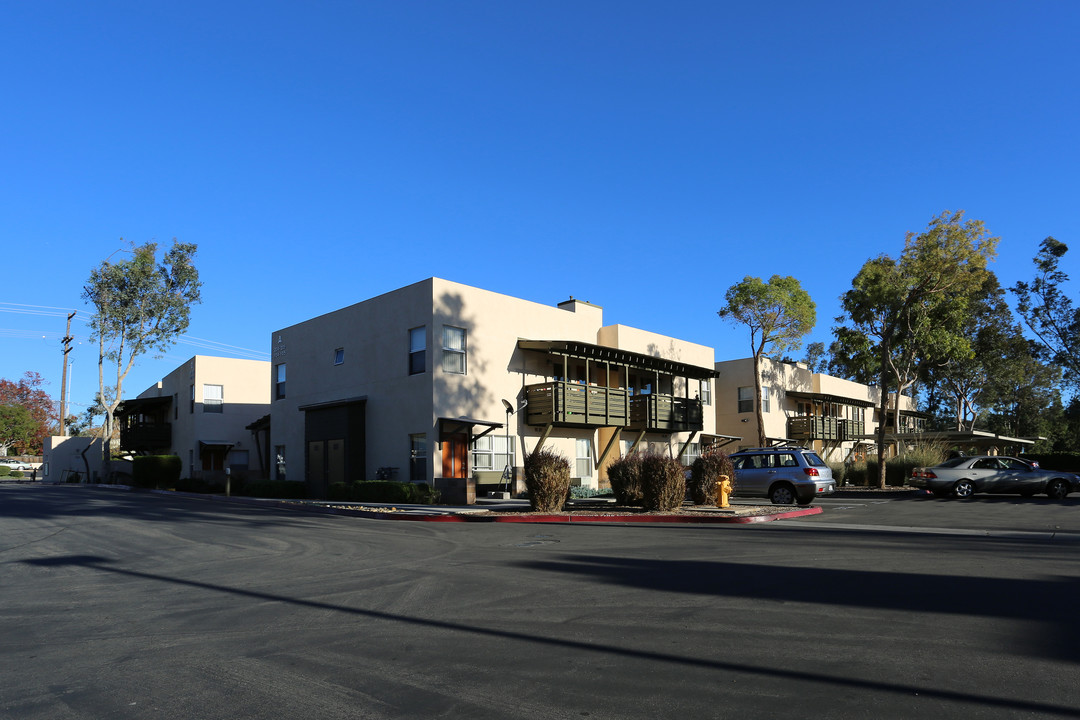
[{"left": 16, "top": 552, "right": 1080, "bottom": 718}]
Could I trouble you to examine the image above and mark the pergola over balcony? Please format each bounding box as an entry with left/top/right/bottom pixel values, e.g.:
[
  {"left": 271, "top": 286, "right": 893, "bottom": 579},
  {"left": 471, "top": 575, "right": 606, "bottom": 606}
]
[
  {"left": 518, "top": 339, "right": 717, "bottom": 433},
  {"left": 786, "top": 390, "right": 872, "bottom": 441},
  {"left": 116, "top": 395, "right": 173, "bottom": 452}
]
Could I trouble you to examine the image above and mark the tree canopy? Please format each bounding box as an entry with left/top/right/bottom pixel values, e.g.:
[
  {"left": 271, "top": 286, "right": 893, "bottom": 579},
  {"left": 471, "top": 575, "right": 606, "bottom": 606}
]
[
  {"left": 1012, "top": 237, "right": 1080, "bottom": 388},
  {"left": 718, "top": 275, "right": 816, "bottom": 446},
  {"left": 82, "top": 240, "right": 202, "bottom": 455},
  {"left": 0, "top": 371, "right": 57, "bottom": 453},
  {"left": 833, "top": 210, "right": 998, "bottom": 487}
]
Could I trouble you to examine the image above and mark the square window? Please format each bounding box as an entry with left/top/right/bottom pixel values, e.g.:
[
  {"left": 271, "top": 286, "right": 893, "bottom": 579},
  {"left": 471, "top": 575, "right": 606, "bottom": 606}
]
[{"left": 203, "top": 384, "right": 223, "bottom": 413}]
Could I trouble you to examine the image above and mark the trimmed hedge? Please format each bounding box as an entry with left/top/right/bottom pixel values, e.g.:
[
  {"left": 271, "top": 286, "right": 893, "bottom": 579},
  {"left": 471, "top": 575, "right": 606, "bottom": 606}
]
[
  {"left": 640, "top": 453, "right": 686, "bottom": 512},
  {"left": 607, "top": 454, "right": 643, "bottom": 506},
  {"left": 0, "top": 466, "right": 10, "bottom": 477},
  {"left": 689, "top": 449, "right": 735, "bottom": 505},
  {"left": 132, "top": 455, "right": 182, "bottom": 489},
  {"left": 524, "top": 449, "right": 571, "bottom": 512}
]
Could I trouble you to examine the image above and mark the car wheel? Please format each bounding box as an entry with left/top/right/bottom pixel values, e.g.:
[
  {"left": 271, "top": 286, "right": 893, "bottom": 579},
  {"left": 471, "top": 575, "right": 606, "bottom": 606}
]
[
  {"left": 953, "top": 479, "right": 976, "bottom": 499},
  {"left": 1047, "top": 480, "right": 1070, "bottom": 500},
  {"left": 769, "top": 484, "right": 796, "bottom": 505}
]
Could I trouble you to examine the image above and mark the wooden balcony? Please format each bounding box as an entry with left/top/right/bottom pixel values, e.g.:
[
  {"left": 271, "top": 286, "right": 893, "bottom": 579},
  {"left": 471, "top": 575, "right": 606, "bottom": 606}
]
[
  {"left": 789, "top": 417, "right": 866, "bottom": 441},
  {"left": 525, "top": 382, "right": 630, "bottom": 428},
  {"left": 629, "top": 394, "right": 703, "bottom": 433},
  {"left": 119, "top": 422, "right": 172, "bottom": 451}
]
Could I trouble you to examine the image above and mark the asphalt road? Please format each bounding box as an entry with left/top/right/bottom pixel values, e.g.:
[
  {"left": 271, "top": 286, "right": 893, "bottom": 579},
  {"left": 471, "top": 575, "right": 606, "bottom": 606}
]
[{"left": 3, "top": 485, "right": 1079, "bottom": 719}]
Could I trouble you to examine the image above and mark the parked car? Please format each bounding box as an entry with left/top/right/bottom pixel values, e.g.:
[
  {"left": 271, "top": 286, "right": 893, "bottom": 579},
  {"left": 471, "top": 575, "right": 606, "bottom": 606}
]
[
  {"left": 729, "top": 447, "right": 836, "bottom": 505},
  {"left": 909, "top": 455, "right": 1080, "bottom": 499},
  {"left": 0, "top": 459, "right": 31, "bottom": 471}
]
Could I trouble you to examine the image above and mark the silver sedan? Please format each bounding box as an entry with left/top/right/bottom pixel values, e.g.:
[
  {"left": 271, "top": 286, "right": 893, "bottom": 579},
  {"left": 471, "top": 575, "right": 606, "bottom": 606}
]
[{"left": 910, "top": 455, "right": 1080, "bottom": 499}]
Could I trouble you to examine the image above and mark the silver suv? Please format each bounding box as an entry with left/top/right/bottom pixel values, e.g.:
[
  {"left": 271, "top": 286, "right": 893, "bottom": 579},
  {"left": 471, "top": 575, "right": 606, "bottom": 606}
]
[{"left": 729, "top": 447, "right": 835, "bottom": 505}]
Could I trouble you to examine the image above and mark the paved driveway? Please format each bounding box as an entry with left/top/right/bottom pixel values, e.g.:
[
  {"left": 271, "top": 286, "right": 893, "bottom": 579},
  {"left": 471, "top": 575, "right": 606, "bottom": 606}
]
[{"left": 3, "top": 485, "right": 1079, "bottom": 719}]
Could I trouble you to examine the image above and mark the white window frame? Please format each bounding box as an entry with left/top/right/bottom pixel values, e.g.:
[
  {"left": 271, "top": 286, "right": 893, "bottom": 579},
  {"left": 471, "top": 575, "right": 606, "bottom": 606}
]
[
  {"left": 441, "top": 326, "right": 467, "bottom": 374},
  {"left": 575, "top": 438, "right": 593, "bottom": 479},
  {"left": 471, "top": 435, "right": 515, "bottom": 472},
  {"left": 203, "top": 383, "right": 223, "bottom": 413}
]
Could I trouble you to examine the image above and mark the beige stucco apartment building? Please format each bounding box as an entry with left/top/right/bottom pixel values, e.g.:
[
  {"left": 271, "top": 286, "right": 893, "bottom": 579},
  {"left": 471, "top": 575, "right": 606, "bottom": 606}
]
[
  {"left": 116, "top": 355, "right": 271, "bottom": 481},
  {"left": 713, "top": 356, "right": 920, "bottom": 463},
  {"left": 268, "top": 278, "right": 718, "bottom": 497}
]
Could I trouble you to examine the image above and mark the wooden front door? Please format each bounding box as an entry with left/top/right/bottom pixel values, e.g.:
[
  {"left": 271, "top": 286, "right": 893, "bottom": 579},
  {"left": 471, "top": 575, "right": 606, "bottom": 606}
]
[{"left": 441, "top": 434, "right": 468, "bottom": 479}]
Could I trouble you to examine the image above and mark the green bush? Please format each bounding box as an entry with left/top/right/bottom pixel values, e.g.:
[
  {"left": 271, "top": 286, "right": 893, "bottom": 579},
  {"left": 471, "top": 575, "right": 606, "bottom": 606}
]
[
  {"left": 132, "top": 455, "right": 182, "bottom": 489},
  {"left": 607, "top": 454, "right": 643, "bottom": 506},
  {"left": 689, "top": 449, "right": 735, "bottom": 505},
  {"left": 239, "top": 480, "right": 309, "bottom": 499},
  {"left": 9, "top": 470, "right": 24, "bottom": 479},
  {"left": 569, "top": 486, "right": 611, "bottom": 499},
  {"left": 327, "top": 481, "right": 441, "bottom": 504},
  {"left": 641, "top": 453, "right": 686, "bottom": 512},
  {"left": 524, "top": 448, "right": 571, "bottom": 512},
  {"left": 0, "top": 466, "right": 10, "bottom": 477}
]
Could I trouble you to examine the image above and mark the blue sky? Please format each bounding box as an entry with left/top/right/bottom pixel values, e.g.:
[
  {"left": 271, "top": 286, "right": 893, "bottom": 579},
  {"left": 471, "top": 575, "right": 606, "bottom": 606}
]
[{"left": 2, "top": 1, "right": 1078, "bottom": 417}]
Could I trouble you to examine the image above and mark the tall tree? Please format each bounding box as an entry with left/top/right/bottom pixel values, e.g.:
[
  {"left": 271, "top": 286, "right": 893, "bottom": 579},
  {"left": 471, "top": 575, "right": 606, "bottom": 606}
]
[
  {"left": 0, "top": 371, "right": 57, "bottom": 453},
  {"left": 1012, "top": 237, "right": 1080, "bottom": 387},
  {"left": 718, "top": 275, "right": 816, "bottom": 446},
  {"left": 82, "top": 240, "right": 202, "bottom": 460},
  {"left": 834, "top": 211, "right": 998, "bottom": 488}
]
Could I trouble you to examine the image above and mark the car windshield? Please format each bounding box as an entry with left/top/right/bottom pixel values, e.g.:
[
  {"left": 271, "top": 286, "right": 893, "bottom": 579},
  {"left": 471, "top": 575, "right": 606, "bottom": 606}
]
[
  {"left": 803, "top": 453, "right": 826, "bottom": 467},
  {"left": 937, "top": 457, "right": 972, "bottom": 468}
]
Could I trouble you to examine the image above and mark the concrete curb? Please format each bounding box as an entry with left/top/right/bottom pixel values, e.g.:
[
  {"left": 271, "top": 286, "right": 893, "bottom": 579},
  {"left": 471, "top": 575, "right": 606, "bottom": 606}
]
[{"left": 70, "top": 483, "right": 825, "bottom": 525}]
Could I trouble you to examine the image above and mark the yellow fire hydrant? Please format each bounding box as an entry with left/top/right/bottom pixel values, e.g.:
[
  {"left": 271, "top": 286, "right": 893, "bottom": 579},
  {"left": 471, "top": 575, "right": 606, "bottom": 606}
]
[{"left": 716, "top": 474, "right": 733, "bottom": 508}]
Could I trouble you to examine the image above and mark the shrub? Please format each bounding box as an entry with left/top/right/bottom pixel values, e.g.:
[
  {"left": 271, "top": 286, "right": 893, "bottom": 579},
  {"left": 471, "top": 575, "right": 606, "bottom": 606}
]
[
  {"left": 1021, "top": 453, "right": 1080, "bottom": 472},
  {"left": 569, "top": 486, "right": 611, "bottom": 499},
  {"left": 524, "top": 449, "right": 571, "bottom": 512},
  {"left": 0, "top": 466, "right": 10, "bottom": 477},
  {"left": 607, "top": 454, "right": 643, "bottom": 506},
  {"left": 132, "top": 455, "right": 182, "bottom": 489},
  {"left": 640, "top": 453, "right": 686, "bottom": 512},
  {"left": 353, "top": 481, "right": 418, "bottom": 503},
  {"left": 689, "top": 449, "right": 735, "bottom": 505},
  {"left": 10, "top": 470, "right": 23, "bottom": 479}
]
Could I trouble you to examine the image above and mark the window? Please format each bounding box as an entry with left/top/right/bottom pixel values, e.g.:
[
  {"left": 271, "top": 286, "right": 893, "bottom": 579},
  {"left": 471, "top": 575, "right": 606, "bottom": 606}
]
[
  {"left": 700, "top": 379, "right": 711, "bottom": 406},
  {"left": 471, "top": 435, "right": 515, "bottom": 472},
  {"left": 333, "top": 348, "right": 345, "bottom": 365},
  {"left": 442, "top": 326, "right": 466, "bottom": 374},
  {"left": 275, "top": 445, "right": 286, "bottom": 481},
  {"left": 409, "top": 327, "right": 426, "bottom": 375},
  {"left": 575, "top": 438, "right": 592, "bottom": 479},
  {"left": 681, "top": 442, "right": 701, "bottom": 466},
  {"left": 761, "top": 386, "right": 770, "bottom": 413},
  {"left": 190, "top": 384, "right": 195, "bottom": 414},
  {"left": 173, "top": 393, "right": 178, "bottom": 420},
  {"left": 275, "top": 363, "right": 286, "bottom": 399},
  {"left": 409, "top": 434, "right": 427, "bottom": 481},
  {"left": 203, "top": 384, "right": 223, "bottom": 413},
  {"left": 737, "top": 386, "right": 753, "bottom": 413}
]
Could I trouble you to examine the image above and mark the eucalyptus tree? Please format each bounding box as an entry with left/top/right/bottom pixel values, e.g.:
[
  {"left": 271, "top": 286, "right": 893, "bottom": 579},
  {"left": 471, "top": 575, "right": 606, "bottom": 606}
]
[
  {"left": 718, "top": 275, "right": 816, "bottom": 447},
  {"left": 82, "top": 240, "right": 202, "bottom": 459},
  {"left": 1012, "top": 237, "right": 1080, "bottom": 388},
  {"left": 834, "top": 211, "right": 998, "bottom": 488}
]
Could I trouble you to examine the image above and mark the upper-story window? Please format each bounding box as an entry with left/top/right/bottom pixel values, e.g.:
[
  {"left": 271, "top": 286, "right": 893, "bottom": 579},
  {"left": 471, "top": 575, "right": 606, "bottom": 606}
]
[
  {"left": 203, "top": 384, "right": 223, "bottom": 413},
  {"left": 275, "top": 363, "right": 286, "bottom": 399},
  {"left": 333, "top": 348, "right": 345, "bottom": 365},
  {"left": 762, "top": 386, "right": 771, "bottom": 413},
  {"left": 409, "top": 327, "right": 426, "bottom": 375},
  {"left": 441, "top": 326, "right": 467, "bottom": 374},
  {"left": 737, "top": 386, "right": 753, "bottom": 413},
  {"left": 700, "top": 379, "right": 712, "bottom": 406}
]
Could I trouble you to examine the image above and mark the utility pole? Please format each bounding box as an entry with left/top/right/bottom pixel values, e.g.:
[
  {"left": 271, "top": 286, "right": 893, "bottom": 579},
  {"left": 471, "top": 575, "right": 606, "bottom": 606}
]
[{"left": 59, "top": 311, "right": 75, "bottom": 436}]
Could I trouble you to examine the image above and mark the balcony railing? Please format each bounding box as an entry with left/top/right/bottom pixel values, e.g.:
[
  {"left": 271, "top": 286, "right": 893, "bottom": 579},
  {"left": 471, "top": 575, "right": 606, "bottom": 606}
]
[
  {"left": 789, "top": 417, "right": 866, "bottom": 441},
  {"left": 119, "top": 422, "right": 172, "bottom": 451},
  {"left": 629, "top": 394, "right": 703, "bottom": 433},
  {"left": 525, "top": 382, "right": 630, "bottom": 428}
]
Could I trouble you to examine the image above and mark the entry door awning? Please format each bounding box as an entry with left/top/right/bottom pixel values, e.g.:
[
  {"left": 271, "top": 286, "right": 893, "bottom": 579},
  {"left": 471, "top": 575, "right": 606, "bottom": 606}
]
[{"left": 438, "top": 416, "right": 503, "bottom": 442}]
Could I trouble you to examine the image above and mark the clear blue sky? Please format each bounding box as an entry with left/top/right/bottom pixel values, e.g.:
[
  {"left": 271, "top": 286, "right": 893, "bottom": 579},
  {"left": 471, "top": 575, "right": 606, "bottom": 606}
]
[{"left": 2, "top": 1, "right": 1078, "bottom": 417}]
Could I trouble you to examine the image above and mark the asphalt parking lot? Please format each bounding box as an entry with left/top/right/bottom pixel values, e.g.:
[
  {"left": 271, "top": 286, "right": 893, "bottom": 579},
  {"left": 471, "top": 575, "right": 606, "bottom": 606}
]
[{"left": 3, "top": 484, "right": 1079, "bottom": 719}]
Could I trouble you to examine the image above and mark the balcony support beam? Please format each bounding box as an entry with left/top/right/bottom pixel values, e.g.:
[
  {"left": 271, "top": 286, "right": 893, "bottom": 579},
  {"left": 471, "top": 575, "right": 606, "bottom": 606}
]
[{"left": 596, "top": 428, "right": 622, "bottom": 470}]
